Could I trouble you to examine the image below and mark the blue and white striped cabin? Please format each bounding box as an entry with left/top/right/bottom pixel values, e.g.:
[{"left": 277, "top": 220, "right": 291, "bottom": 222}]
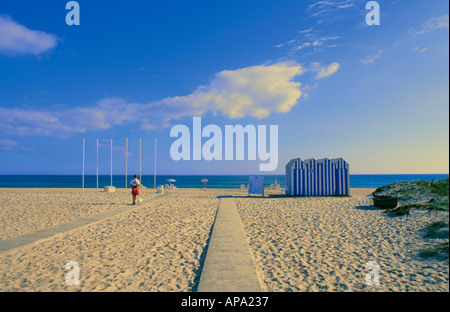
[{"left": 285, "top": 157, "right": 350, "bottom": 196}]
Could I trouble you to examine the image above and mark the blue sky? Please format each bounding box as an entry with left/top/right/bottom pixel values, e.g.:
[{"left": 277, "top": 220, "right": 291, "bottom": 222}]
[{"left": 0, "top": 0, "right": 448, "bottom": 175}]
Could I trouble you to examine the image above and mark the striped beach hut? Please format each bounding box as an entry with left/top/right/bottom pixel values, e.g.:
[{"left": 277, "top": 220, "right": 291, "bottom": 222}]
[{"left": 285, "top": 157, "right": 350, "bottom": 196}]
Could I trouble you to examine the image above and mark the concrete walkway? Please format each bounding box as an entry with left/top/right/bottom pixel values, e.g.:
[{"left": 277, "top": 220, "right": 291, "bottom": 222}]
[
  {"left": 197, "top": 197, "right": 261, "bottom": 292},
  {"left": 0, "top": 193, "right": 170, "bottom": 254}
]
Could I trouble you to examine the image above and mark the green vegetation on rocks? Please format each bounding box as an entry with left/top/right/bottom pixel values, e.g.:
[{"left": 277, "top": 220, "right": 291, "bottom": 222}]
[
  {"left": 375, "top": 178, "right": 449, "bottom": 216},
  {"left": 375, "top": 178, "right": 449, "bottom": 259}
]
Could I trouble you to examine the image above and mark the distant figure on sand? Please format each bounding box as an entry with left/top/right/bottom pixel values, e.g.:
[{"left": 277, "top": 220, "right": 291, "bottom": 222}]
[{"left": 130, "top": 175, "right": 140, "bottom": 204}]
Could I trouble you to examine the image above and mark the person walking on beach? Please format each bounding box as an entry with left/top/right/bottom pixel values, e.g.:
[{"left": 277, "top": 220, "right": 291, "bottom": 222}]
[{"left": 130, "top": 175, "right": 140, "bottom": 204}]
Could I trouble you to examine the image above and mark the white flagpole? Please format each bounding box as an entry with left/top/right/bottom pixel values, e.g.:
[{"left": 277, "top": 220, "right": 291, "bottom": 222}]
[
  {"left": 96, "top": 138, "right": 98, "bottom": 189},
  {"left": 154, "top": 137, "right": 157, "bottom": 189},
  {"left": 82, "top": 138, "right": 85, "bottom": 190},
  {"left": 110, "top": 138, "right": 113, "bottom": 186},
  {"left": 140, "top": 138, "right": 142, "bottom": 183},
  {"left": 126, "top": 137, "right": 128, "bottom": 189}
]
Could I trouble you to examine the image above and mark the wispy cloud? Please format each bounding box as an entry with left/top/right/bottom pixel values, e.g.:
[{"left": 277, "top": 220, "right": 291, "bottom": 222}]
[
  {"left": 299, "top": 28, "right": 313, "bottom": 34},
  {"left": 299, "top": 83, "right": 319, "bottom": 98},
  {"left": 0, "top": 63, "right": 310, "bottom": 137},
  {"left": 274, "top": 28, "right": 343, "bottom": 54},
  {"left": 0, "top": 139, "right": 34, "bottom": 152},
  {"left": 307, "top": 0, "right": 357, "bottom": 19},
  {"left": 0, "top": 104, "right": 135, "bottom": 137},
  {"left": 0, "top": 15, "right": 59, "bottom": 56},
  {"left": 412, "top": 46, "right": 430, "bottom": 53},
  {"left": 415, "top": 15, "right": 449, "bottom": 35},
  {"left": 0, "top": 139, "right": 18, "bottom": 151},
  {"left": 360, "top": 49, "right": 383, "bottom": 65},
  {"left": 309, "top": 62, "right": 341, "bottom": 79}
]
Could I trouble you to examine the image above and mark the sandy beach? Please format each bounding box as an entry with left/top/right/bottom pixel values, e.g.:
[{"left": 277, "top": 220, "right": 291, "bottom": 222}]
[
  {"left": 237, "top": 188, "right": 448, "bottom": 292},
  {"left": 0, "top": 187, "right": 448, "bottom": 292},
  {"left": 0, "top": 188, "right": 220, "bottom": 291}
]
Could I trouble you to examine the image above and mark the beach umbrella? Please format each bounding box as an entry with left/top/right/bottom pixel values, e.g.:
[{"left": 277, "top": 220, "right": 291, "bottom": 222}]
[{"left": 167, "top": 179, "right": 176, "bottom": 187}]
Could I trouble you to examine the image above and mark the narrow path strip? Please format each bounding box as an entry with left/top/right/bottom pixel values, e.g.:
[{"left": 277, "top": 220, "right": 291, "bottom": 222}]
[
  {"left": 0, "top": 193, "right": 170, "bottom": 254},
  {"left": 197, "top": 197, "right": 261, "bottom": 292}
]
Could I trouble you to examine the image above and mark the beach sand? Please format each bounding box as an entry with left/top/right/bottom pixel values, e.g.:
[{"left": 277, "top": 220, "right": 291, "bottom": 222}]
[
  {"left": 237, "top": 188, "right": 449, "bottom": 292},
  {"left": 0, "top": 187, "right": 448, "bottom": 291},
  {"left": 0, "top": 188, "right": 220, "bottom": 291}
]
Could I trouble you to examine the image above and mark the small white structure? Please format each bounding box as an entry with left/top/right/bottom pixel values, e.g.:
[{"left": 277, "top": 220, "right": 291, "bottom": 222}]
[
  {"left": 104, "top": 186, "right": 116, "bottom": 193},
  {"left": 285, "top": 158, "right": 350, "bottom": 196}
]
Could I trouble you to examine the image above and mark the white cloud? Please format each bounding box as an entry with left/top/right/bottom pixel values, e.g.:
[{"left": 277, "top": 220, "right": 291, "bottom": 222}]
[
  {"left": 412, "top": 46, "right": 430, "bottom": 53},
  {"left": 416, "top": 15, "right": 449, "bottom": 35},
  {"left": 327, "top": 44, "right": 343, "bottom": 48},
  {"left": 0, "top": 15, "right": 58, "bottom": 56},
  {"left": 299, "top": 28, "right": 313, "bottom": 34},
  {"left": 299, "top": 83, "right": 319, "bottom": 98},
  {"left": 294, "top": 42, "right": 313, "bottom": 50},
  {"left": 274, "top": 28, "right": 343, "bottom": 54},
  {"left": 161, "top": 63, "right": 305, "bottom": 119},
  {"left": 307, "top": 1, "right": 357, "bottom": 18},
  {"left": 300, "top": 83, "right": 319, "bottom": 91},
  {"left": 314, "top": 62, "right": 340, "bottom": 79},
  {"left": 0, "top": 139, "right": 18, "bottom": 151},
  {"left": 0, "top": 98, "right": 141, "bottom": 137},
  {"left": 0, "top": 63, "right": 309, "bottom": 137},
  {"left": 360, "top": 49, "right": 382, "bottom": 65}
]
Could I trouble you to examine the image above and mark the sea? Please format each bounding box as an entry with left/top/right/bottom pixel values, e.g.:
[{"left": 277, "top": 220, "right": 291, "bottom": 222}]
[{"left": 0, "top": 174, "right": 448, "bottom": 189}]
